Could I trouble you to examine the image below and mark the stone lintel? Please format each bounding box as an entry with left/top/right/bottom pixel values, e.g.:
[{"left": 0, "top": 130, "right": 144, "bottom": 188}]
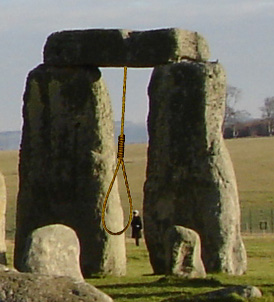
[{"left": 43, "top": 28, "right": 210, "bottom": 67}]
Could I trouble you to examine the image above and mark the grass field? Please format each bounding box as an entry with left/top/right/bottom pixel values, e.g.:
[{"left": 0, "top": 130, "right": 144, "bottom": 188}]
[
  {"left": 87, "top": 236, "right": 274, "bottom": 302},
  {"left": 0, "top": 150, "right": 19, "bottom": 238},
  {"left": 1, "top": 137, "right": 274, "bottom": 301},
  {"left": 225, "top": 137, "right": 274, "bottom": 206},
  {"left": 1, "top": 137, "right": 274, "bottom": 238}
]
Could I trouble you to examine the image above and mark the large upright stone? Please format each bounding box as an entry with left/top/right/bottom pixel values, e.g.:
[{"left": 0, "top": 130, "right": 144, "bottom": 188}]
[
  {"left": 0, "top": 173, "right": 6, "bottom": 265},
  {"left": 144, "top": 61, "right": 247, "bottom": 275},
  {"left": 15, "top": 64, "right": 126, "bottom": 277},
  {"left": 44, "top": 28, "right": 210, "bottom": 67}
]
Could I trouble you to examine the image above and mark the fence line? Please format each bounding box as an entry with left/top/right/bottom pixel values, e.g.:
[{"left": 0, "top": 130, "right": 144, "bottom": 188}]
[{"left": 241, "top": 208, "right": 274, "bottom": 234}]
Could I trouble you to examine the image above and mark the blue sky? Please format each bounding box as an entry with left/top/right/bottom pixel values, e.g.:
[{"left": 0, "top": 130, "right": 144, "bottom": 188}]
[{"left": 0, "top": 0, "right": 273, "bottom": 131}]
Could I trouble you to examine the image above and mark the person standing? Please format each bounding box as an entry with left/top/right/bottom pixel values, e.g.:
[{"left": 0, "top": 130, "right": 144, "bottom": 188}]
[{"left": 131, "top": 210, "right": 142, "bottom": 246}]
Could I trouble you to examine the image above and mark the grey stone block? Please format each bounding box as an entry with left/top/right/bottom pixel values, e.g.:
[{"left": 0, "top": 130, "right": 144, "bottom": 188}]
[
  {"left": 0, "top": 272, "right": 113, "bottom": 302},
  {"left": 43, "top": 28, "right": 210, "bottom": 67},
  {"left": 21, "top": 224, "right": 84, "bottom": 282},
  {"left": 164, "top": 225, "right": 206, "bottom": 278},
  {"left": 194, "top": 285, "right": 262, "bottom": 300}
]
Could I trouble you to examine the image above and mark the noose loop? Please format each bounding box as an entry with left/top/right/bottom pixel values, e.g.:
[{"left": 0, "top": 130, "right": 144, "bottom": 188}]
[{"left": 101, "top": 67, "right": 133, "bottom": 235}]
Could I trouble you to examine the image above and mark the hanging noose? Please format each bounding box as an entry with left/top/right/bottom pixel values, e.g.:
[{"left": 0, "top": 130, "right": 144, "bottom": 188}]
[{"left": 101, "top": 67, "right": 133, "bottom": 235}]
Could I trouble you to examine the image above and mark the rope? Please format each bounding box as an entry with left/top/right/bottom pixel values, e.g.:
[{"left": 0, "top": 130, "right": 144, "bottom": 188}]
[{"left": 101, "top": 67, "right": 133, "bottom": 235}]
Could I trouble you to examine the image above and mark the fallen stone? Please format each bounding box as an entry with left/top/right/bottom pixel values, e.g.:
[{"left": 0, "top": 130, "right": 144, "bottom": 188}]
[
  {"left": 43, "top": 28, "right": 210, "bottom": 67},
  {"left": 21, "top": 224, "right": 84, "bottom": 282},
  {"left": 15, "top": 64, "right": 126, "bottom": 277},
  {"left": 193, "top": 285, "right": 262, "bottom": 300},
  {"left": 0, "top": 271, "right": 113, "bottom": 302},
  {"left": 144, "top": 61, "right": 247, "bottom": 275},
  {"left": 0, "top": 172, "right": 6, "bottom": 265},
  {"left": 164, "top": 226, "right": 206, "bottom": 278}
]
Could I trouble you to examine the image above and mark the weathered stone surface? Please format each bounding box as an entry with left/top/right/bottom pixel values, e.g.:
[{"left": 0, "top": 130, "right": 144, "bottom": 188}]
[
  {"left": 193, "top": 285, "right": 262, "bottom": 300},
  {"left": 43, "top": 28, "right": 210, "bottom": 67},
  {"left": 15, "top": 64, "right": 126, "bottom": 277},
  {"left": 144, "top": 61, "right": 247, "bottom": 275},
  {"left": 0, "top": 172, "right": 6, "bottom": 265},
  {"left": 164, "top": 226, "right": 206, "bottom": 278},
  {"left": 21, "top": 224, "right": 84, "bottom": 281},
  {"left": 0, "top": 271, "right": 113, "bottom": 302}
]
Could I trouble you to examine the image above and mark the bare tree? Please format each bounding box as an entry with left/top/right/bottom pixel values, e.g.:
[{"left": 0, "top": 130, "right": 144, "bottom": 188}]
[
  {"left": 224, "top": 86, "right": 242, "bottom": 126},
  {"left": 223, "top": 86, "right": 251, "bottom": 137},
  {"left": 260, "top": 97, "right": 274, "bottom": 136}
]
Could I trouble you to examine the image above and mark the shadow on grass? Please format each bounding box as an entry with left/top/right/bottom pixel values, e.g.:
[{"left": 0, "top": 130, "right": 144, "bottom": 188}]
[
  {"left": 107, "top": 290, "right": 188, "bottom": 300},
  {"left": 88, "top": 275, "right": 260, "bottom": 301},
  {"left": 94, "top": 276, "right": 223, "bottom": 290},
  {"left": 90, "top": 277, "right": 225, "bottom": 301}
]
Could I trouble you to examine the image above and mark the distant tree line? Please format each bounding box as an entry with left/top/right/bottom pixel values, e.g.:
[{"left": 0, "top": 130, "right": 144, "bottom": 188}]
[{"left": 223, "top": 86, "right": 274, "bottom": 139}]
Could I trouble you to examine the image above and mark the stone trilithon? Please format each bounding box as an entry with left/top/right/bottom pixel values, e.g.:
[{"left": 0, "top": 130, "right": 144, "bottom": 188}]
[{"left": 14, "top": 28, "right": 246, "bottom": 278}]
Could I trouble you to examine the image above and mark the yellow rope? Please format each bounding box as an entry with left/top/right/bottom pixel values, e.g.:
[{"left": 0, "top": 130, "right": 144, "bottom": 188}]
[{"left": 101, "top": 67, "right": 133, "bottom": 235}]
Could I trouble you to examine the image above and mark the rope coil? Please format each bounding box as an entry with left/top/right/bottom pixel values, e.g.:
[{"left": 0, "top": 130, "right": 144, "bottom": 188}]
[
  {"left": 101, "top": 67, "right": 133, "bottom": 236},
  {"left": 117, "top": 135, "right": 125, "bottom": 159}
]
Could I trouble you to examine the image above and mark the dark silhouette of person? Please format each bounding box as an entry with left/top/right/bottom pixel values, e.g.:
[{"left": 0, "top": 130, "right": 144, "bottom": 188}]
[{"left": 131, "top": 210, "right": 142, "bottom": 246}]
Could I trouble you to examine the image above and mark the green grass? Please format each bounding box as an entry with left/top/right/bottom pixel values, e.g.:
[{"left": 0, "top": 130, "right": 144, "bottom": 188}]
[
  {"left": 84, "top": 236, "right": 274, "bottom": 302},
  {"left": 2, "top": 137, "right": 274, "bottom": 300},
  {"left": 225, "top": 137, "right": 274, "bottom": 206},
  {"left": 3, "top": 236, "right": 274, "bottom": 301}
]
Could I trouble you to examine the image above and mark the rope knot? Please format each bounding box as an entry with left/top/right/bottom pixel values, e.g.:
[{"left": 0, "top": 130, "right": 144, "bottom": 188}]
[{"left": 117, "top": 134, "right": 125, "bottom": 159}]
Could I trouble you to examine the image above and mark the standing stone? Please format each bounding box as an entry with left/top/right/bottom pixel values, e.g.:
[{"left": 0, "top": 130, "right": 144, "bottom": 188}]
[
  {"left": 21, "top": 224, "right": 84, "bottom": 282},
  {"left": 14, "top": 64, "right": 126, "bottom": 277},
  {"left": 0, "top": 172, "right": 6, "bottom": 265},
  {"left": 144, "top": 61, "right": 247, "bottom": 275},
  {"left": 164, "top": 225, "right": 206, "bottom": 278}
]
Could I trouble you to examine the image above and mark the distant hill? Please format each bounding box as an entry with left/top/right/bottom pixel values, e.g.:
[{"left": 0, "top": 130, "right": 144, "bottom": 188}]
[
  {"left": 0, "top": 131, "right": 21, "bottom": 150},
  {"left": 0, "top": 122, "right": 148, "bottom": 150},
  {"left": 114, "top": 121, "right": 148, "bottom": 144}
]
